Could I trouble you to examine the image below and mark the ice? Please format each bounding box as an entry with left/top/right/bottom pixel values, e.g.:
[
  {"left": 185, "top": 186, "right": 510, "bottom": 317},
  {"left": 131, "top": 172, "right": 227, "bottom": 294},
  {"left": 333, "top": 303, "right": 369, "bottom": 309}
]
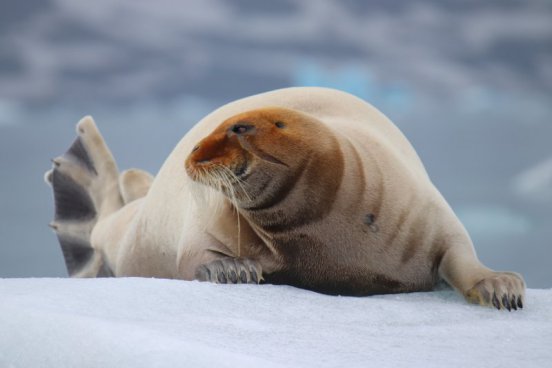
[{"left": 0, "top": 278, "right": 550, "bottom": 367}]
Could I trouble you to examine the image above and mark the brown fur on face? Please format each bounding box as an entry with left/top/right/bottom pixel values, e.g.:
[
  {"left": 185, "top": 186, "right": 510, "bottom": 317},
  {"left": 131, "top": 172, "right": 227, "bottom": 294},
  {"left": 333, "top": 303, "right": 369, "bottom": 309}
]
[{"left": 185, "top": 107, "right": 343, "bottom": 210}]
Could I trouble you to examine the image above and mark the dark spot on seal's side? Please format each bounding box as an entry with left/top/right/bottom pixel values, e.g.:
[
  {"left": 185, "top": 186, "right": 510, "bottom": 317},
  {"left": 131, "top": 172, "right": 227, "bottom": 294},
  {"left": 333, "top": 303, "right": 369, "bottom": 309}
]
[
  {"left": 364, "top": 213, "right": 379, "bottom": 233},
  {"left": 275, "top": 121, "right": 285, "bottom": 128},
  {"left": 364, "top": 213, "right": 375, "bottom": 225}
]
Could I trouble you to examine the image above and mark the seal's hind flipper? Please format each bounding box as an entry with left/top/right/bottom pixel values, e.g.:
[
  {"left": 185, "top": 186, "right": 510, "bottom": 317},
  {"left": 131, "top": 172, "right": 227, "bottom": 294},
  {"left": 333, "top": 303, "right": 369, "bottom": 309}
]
[{"left": 46, "top": 116, "right": 123, "bottom": 277}]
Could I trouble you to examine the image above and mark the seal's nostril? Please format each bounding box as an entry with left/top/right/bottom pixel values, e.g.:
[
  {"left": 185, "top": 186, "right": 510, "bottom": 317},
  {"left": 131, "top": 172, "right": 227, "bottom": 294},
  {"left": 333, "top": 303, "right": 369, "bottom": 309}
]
[{"left": 192, "top": 145, "right": 200, "bottom": 153}]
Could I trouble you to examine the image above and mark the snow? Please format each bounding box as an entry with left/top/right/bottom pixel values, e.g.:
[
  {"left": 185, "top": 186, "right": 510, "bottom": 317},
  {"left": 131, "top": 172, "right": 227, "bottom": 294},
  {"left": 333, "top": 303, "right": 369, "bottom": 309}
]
[{"left": 0, "top": 278, "right": 550, "bottom": 368}]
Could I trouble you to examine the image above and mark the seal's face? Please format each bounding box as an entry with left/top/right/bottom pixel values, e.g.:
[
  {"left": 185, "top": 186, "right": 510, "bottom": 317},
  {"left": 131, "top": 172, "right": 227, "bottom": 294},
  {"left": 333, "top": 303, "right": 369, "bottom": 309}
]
[{"left": 185, "top": 107, "right": 329, "bottom": 207}]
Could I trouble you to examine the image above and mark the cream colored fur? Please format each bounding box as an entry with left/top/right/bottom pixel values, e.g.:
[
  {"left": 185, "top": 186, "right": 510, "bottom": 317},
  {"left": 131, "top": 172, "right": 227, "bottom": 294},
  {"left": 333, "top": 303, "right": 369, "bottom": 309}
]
[{"left": 80, "top": 87, "right": 523, "bottom": 308}]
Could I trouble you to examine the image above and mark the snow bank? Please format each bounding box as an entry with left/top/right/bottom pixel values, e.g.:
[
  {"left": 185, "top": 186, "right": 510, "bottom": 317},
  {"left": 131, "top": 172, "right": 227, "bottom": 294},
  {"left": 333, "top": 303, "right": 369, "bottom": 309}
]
[{"left": 0, "top": 278, "right": 550, "bottom": 368}]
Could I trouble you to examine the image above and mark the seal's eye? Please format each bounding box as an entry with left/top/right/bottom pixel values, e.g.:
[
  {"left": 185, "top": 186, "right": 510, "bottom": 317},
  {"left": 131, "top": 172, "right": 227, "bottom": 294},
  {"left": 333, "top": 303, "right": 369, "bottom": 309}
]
[
  {"left": 275, "top": 121, "right": 285, "bottom": 129},
  {"left": 230, "top": 124, "right": 254, "bottom": 135}
]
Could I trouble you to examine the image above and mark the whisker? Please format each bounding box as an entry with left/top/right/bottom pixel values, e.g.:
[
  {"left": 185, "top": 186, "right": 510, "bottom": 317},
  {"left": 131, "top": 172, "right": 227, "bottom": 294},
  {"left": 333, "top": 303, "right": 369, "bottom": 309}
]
[
  {"left": 218, "top": 164, "right": 252, "bottom": 203},
  {"left": 213, "top": 164, "right": 245, "bottom": 257},
  {"left": 188, "top": 162, "right": 253, "bottom": 258}
]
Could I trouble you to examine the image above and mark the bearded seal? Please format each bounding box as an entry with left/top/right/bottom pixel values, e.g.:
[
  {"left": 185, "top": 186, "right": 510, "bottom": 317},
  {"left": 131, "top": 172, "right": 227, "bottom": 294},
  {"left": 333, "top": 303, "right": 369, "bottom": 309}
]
[{"left": 45, "top": 87, "right": 525, "bottom": 310}]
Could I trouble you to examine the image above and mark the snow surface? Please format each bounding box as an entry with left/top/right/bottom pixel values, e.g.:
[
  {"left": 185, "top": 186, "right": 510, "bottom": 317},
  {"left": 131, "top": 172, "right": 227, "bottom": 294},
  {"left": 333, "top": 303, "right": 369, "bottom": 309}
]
[{"left": 0, "top": 278, "right": 550, "bottom": 368}]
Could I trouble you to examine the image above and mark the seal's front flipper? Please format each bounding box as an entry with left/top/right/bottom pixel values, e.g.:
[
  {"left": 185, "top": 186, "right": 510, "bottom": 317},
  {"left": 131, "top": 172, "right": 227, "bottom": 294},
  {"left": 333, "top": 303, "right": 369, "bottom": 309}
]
[
  {"left": 46, "top": 116, "right": 123, "bottom": 277},
  {"left": 195, "top": 258, "right": 263, "bottom": 284}
]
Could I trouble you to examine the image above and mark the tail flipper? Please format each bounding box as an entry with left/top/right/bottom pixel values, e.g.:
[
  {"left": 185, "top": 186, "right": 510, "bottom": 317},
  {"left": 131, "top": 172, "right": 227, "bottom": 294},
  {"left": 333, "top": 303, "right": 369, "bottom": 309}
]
[{"left": 45, "top": 116, "right": 124, "bottom": 277}]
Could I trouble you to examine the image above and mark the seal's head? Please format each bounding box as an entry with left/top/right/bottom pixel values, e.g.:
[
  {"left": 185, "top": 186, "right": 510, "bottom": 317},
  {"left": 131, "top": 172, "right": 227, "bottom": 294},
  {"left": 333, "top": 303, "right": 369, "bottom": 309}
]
[{"left": 185, "top": 107, "right": 343, "bottom": 213}]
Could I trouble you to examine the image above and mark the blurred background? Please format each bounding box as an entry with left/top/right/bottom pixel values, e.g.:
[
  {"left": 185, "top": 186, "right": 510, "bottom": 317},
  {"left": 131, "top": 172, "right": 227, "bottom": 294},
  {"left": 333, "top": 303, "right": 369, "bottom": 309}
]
[{"left": 0, "top": 0, "right": 550, "bottom": 287}]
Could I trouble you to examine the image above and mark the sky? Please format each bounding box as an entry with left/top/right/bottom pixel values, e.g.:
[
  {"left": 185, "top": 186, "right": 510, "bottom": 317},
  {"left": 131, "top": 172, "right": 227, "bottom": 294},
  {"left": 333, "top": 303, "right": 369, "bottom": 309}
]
[{"left": 0, "top": 0, "right": 551, "bottom": 287}]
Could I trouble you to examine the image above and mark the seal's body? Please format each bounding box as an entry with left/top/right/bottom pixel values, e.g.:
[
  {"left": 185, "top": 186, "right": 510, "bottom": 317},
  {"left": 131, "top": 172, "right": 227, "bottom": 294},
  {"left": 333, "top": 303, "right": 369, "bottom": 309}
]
[{"left": 46, "top": 87, "right": 525, "bottom": 310}]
